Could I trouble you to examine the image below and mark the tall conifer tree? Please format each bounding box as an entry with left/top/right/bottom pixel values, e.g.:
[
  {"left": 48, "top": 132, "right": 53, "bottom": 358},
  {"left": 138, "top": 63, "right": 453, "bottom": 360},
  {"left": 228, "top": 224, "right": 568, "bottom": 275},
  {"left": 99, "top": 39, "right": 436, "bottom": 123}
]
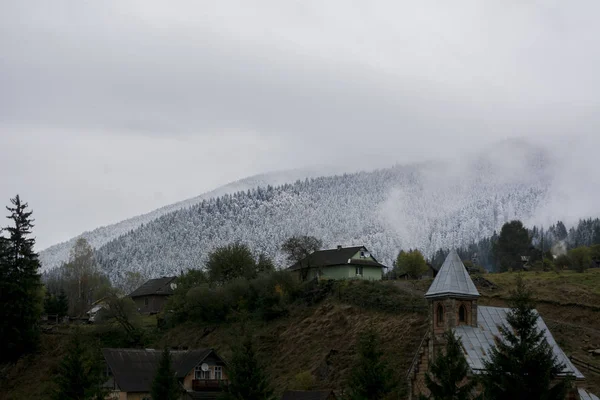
[
  {"left": 421, "top": 331, "right": 476, "bottom": 400},
  {"left": 347, "top": 329, "right": 394, "bottom": 400},
  {"left": 52, "top": 330, "right": 105, "bottom": 400},
  {"left": 226, "top": 335, "right": 274, "bottom": 400},
  {"left": 493, "top": 220, "right": 531, "bottom": 272},
  {"left": 151, "top": 347, "right": 181, "bottom": 400},
  {"left": 480, "top": 277, "right": 571, "bottom": 400},
  {"left": 0, "top": 195, "right": 43, "bottom": 362}
]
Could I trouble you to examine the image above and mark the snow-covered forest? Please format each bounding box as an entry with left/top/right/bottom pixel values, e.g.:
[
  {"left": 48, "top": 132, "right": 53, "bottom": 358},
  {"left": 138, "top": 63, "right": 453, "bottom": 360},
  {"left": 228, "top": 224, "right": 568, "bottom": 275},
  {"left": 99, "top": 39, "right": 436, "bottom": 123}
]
[
  {"left": 431, "top": 218, "right": 600, "bottom": 271},
  {"left": 38, "top": 139, "right": 600, "bottom": 284},
  {"left": 38, "top": 166, "right": 338, "bottom": 271},
  {"left": 91, "top": 142, "right": 560, "bottom": 283}
]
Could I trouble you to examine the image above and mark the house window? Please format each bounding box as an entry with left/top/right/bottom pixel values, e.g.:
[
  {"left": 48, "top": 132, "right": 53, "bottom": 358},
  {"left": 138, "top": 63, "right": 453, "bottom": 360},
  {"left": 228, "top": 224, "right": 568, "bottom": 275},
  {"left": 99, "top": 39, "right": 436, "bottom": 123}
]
[
  {"left": 195, "top": 366, "right": 211, "bottom": 380},
  {"left": 360, "top": 251, "right": 365, "bottom": 258},
  {"left": 214, "top": 366, "right": 222, "bottom": 380},
  {"left": 355, "top": 266, "right": 363, "bottom": 276},
  {"left": 436, "top": 304, "right": 444, "bottom": 326},
  {"left": 144, "top": 297, "right": 149, "bottom": 306},
  {"left": 459, "top": 305, "right": 467, "bottom": 323}
]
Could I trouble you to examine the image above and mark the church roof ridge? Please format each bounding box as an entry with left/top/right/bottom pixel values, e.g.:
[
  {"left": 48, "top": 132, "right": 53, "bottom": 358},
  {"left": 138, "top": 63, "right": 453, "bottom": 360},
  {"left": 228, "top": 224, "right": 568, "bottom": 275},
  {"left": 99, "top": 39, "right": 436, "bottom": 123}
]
[{"left": 425, "top": 250, "right": 480, "bottom": 299}]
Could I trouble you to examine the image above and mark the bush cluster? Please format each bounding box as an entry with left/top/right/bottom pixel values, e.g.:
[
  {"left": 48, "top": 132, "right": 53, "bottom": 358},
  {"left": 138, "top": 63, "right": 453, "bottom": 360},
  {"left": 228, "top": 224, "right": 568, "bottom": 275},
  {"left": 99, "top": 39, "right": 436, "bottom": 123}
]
[{"left": 169, "top": 271, "right": 301, "bottom": 324}]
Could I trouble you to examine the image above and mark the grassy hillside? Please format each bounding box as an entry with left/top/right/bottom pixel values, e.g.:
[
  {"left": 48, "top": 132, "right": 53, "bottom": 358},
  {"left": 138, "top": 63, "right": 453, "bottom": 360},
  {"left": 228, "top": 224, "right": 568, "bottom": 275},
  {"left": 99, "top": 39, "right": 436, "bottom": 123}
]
[
  {"left": 480, "top": 269, "right": 600, "bottom": 394},
  {"left": 0, "top": 281, "right": 428, "bottom": 399},
  {"left": 2, "top": 273, "right": 600, "bottom": 399}
]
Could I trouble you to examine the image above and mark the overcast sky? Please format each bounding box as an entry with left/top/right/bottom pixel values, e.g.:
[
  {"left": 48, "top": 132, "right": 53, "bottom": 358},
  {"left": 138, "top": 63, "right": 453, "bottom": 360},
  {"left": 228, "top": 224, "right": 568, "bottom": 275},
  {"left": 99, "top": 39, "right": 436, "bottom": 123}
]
[{"left": 1, "top": 0, "right": 600, "bottom": 249}]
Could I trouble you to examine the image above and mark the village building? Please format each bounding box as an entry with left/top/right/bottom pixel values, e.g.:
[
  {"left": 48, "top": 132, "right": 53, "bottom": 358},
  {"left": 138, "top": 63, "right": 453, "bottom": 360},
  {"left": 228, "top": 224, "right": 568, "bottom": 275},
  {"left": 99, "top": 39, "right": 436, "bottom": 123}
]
[
  {"left": 408, "top": 250, "right": 598, "bottom": 400},
  {"left": 287, "top": 246, "right": 387, "bottom": 281},
  {"left": 129, "top": 276, "right": 177, "bottom": 314},
  {"left": 86, "top": 297, "right": 109, "bottom": 323},
  {"left": 422, "top": 262, "right": 439, "bottom": 279},
  {"left": 102, "top": 347, "right": 228, "bottom": 400},
  {"left": 281, "top": 390, "right": 337, "bottom": 400}
]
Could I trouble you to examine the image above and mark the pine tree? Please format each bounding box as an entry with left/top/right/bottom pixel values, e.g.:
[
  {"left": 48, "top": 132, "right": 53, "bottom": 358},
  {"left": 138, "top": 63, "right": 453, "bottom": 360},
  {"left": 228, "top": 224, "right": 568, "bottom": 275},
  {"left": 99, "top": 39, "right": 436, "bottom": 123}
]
[
  {"left": 421, "top": 331, "right": 476, "bottom": 400},
  {"left": 52, "top": 330, "right": 105, "bottom": 400},
  {"left": 493, "top": 221, "right": 531, "bottom": 272},
  {"left": 0, "top": 195, "right": 43, "bottom": 362},
  {"left": 151, "top": 347, "right": 181, "bottom": 400},
  {"left": 57, "top": 289, "right": 69, "bottom": 317},
  {"left": 226, "top": 335, "right": 274, "bottom": 400},
  {"left": 592, "top": 226, "right": 600, "bottom": 246},
  {"left": 555, "top": 221, "right": 568, "bottom": 241},
  {"left": 346, "top": 329, "right": 394, "bottom": 400},
  {"left": 480, "top": 276, "right": 571, "bottom": 400}
]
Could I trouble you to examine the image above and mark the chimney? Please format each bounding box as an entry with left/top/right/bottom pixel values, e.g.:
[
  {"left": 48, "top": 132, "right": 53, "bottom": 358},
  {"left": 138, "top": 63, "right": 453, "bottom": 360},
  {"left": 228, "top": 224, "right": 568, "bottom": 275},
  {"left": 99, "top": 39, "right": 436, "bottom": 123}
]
[{"left": 337, "top": 245, "right": 342, "bottom": 250}]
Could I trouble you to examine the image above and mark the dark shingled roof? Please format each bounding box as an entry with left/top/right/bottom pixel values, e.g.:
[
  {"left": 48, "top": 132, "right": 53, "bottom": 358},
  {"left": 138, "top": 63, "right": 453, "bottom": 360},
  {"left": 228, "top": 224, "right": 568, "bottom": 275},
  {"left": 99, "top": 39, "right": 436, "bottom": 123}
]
[
  {"left": 102, "top": 348, "right": 213, "bottom": 392},
  {"left": 281, "top": 390, "right": 336, "bottom": 400},
  {"left": 129, "top": 276, "right": 177, "bottom": 298},
  {"left": 288, "top": 246, "right": 386, "bottom": 271}
]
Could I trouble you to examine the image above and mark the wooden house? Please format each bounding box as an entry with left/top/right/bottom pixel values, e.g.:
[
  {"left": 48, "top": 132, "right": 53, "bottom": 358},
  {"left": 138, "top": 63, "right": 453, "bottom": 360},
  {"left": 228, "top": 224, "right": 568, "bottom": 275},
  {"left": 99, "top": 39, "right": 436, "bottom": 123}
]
[
  {"left": 102, "top": 348, "right": 228, "bottom": 400},
  {"left": 287, "top": 246, "right": 387, "bottom": 282},
  {"left": 129, "top": 276, "right": 177, "bottom": 314}
]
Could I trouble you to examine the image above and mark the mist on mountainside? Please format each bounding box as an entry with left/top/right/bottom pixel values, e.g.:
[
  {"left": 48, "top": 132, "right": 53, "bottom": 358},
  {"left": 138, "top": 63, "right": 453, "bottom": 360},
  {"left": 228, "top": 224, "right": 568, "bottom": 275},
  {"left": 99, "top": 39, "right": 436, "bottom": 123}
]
[{"left": 38, "top": 137, "right": 590, "bottom": 283}]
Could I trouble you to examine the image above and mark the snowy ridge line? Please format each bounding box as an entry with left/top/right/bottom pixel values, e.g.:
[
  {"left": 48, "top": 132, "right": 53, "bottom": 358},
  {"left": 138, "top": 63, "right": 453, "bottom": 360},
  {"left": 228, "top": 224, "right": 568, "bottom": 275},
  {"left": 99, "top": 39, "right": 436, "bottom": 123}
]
[{"left": 39, "top": 166, "right": 344, "bottom": 271}]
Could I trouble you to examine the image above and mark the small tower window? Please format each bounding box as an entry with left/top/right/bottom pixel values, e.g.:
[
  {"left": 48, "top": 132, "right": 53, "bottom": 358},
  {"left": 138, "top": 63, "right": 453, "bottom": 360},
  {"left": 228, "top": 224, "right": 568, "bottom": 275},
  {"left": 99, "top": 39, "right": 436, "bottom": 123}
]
[
  {"left": 436, "top": 304, "right": 444, "bottom": 326},
  {"left": 459, "top": 305, "right": 467, "bottom": 323}
]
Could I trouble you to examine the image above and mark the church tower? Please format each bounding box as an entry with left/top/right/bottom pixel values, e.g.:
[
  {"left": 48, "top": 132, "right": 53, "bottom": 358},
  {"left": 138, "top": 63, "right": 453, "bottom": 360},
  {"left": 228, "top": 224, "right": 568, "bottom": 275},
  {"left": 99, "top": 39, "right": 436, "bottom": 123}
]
[{"left": 425, "top": 250, "right": 480, "bottom": 345}]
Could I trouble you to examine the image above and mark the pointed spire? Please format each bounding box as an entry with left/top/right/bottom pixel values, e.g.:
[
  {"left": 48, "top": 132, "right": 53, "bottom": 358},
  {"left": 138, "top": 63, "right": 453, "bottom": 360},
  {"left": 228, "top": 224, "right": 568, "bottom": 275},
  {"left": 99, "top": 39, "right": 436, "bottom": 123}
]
[{"left": 425, "top": 250, "right": 480, "bottom": 299}]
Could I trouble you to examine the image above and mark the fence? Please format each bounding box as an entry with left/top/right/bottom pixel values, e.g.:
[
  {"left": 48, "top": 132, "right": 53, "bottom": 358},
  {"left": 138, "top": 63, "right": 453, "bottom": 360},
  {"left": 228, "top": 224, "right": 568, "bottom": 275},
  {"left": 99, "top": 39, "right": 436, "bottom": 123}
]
[{"left": 570, "top": 356, "right": 600, "bottom": 375}]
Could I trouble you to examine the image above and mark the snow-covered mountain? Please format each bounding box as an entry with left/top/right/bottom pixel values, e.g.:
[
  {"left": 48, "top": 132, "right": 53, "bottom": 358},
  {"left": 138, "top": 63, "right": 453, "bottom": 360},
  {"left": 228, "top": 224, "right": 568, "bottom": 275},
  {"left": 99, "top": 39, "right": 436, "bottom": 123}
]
[
  {"left": 42, "top": 137, "right": 600, "bottom": 283},
  {"left": 39, "top": 166, "right": 345, "bottom": 271}
]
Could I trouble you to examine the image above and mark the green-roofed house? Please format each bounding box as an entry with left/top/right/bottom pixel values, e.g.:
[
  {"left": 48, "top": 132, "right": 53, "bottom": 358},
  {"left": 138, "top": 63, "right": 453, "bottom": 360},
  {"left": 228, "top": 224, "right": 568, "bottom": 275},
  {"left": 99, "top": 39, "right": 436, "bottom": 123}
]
[{"left": 287, "top": 245, "right": 387, "bottom": 281}]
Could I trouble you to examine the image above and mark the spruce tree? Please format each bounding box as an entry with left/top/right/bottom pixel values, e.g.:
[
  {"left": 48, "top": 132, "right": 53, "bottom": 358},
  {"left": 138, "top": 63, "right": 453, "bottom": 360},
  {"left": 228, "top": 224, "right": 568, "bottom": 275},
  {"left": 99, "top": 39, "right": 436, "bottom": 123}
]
[
  {"left": 480, "top": 277, "right": 571, "bottom": 400},
  {"left": 226, "top": 335, "right": 274, "bottom": 400},
  {"left": 593, "top": 226, "right": 600, "bottom": 245},
  {"left": 346, "top": 329, "right": 394, "bottom": 400},
  {"left": 52, "top": 330, "right": 105, "bottom": 400},
  {"left": 421, "top": 331, "right": 476, "bottom": 400},
  {"left": 151, "top": 346, "right": 181, "bottom": 400},
  {"left": 57, "top": 289, "right": 69, "bottom": 317},
  {"left": 493, "top": 221, "right": 531, "bottom": 272},
  {"left": 0, "top": 195, "right": 43, "bottom": 362}
]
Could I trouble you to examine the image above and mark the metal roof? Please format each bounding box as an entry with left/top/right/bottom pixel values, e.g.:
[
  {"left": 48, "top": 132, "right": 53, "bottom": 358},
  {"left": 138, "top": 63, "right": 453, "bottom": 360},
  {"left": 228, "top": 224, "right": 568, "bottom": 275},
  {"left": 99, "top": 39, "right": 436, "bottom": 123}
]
[
  {"left": 579, "top": 388, "right": 600, "bottom": 400},
  {"left": 425, "top": 250, "right": 479, "bottom": 299},
  {"left": 454, "top": 306, "right": 584, "bottom": 379}
]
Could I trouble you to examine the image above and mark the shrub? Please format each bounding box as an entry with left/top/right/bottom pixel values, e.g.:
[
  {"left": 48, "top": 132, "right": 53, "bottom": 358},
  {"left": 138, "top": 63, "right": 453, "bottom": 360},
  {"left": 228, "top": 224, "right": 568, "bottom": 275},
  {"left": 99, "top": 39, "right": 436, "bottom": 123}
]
[
  {"left": 171, "top": 271, "right": 301, "bottom": 324},
  {"left": 292, "top": 371, "right": 315, "bottom": 390},
  {"left": 185, "top": 285, "right": 228, "bottom": 322}
]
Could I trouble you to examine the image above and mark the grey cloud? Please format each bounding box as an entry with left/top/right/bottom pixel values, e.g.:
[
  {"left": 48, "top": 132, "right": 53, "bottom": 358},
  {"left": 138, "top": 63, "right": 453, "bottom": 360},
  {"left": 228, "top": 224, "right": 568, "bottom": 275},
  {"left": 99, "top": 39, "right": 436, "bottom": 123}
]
[{"left": 1, "top": 0, "right": 600, "bottom": 248}]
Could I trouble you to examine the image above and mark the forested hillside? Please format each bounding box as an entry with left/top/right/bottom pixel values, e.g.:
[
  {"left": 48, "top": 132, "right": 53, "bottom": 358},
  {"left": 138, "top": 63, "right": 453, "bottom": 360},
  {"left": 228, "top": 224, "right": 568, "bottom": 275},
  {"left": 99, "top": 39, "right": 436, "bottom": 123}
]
[
  {"left": 431, "top": 218, "right": 600, "bottom": 271},
  {"left": 39, "top": 167, "right": 339, "bottom": 271},
  {"left": 93, "top": 140, "right": 556, "bottom": 283}
]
